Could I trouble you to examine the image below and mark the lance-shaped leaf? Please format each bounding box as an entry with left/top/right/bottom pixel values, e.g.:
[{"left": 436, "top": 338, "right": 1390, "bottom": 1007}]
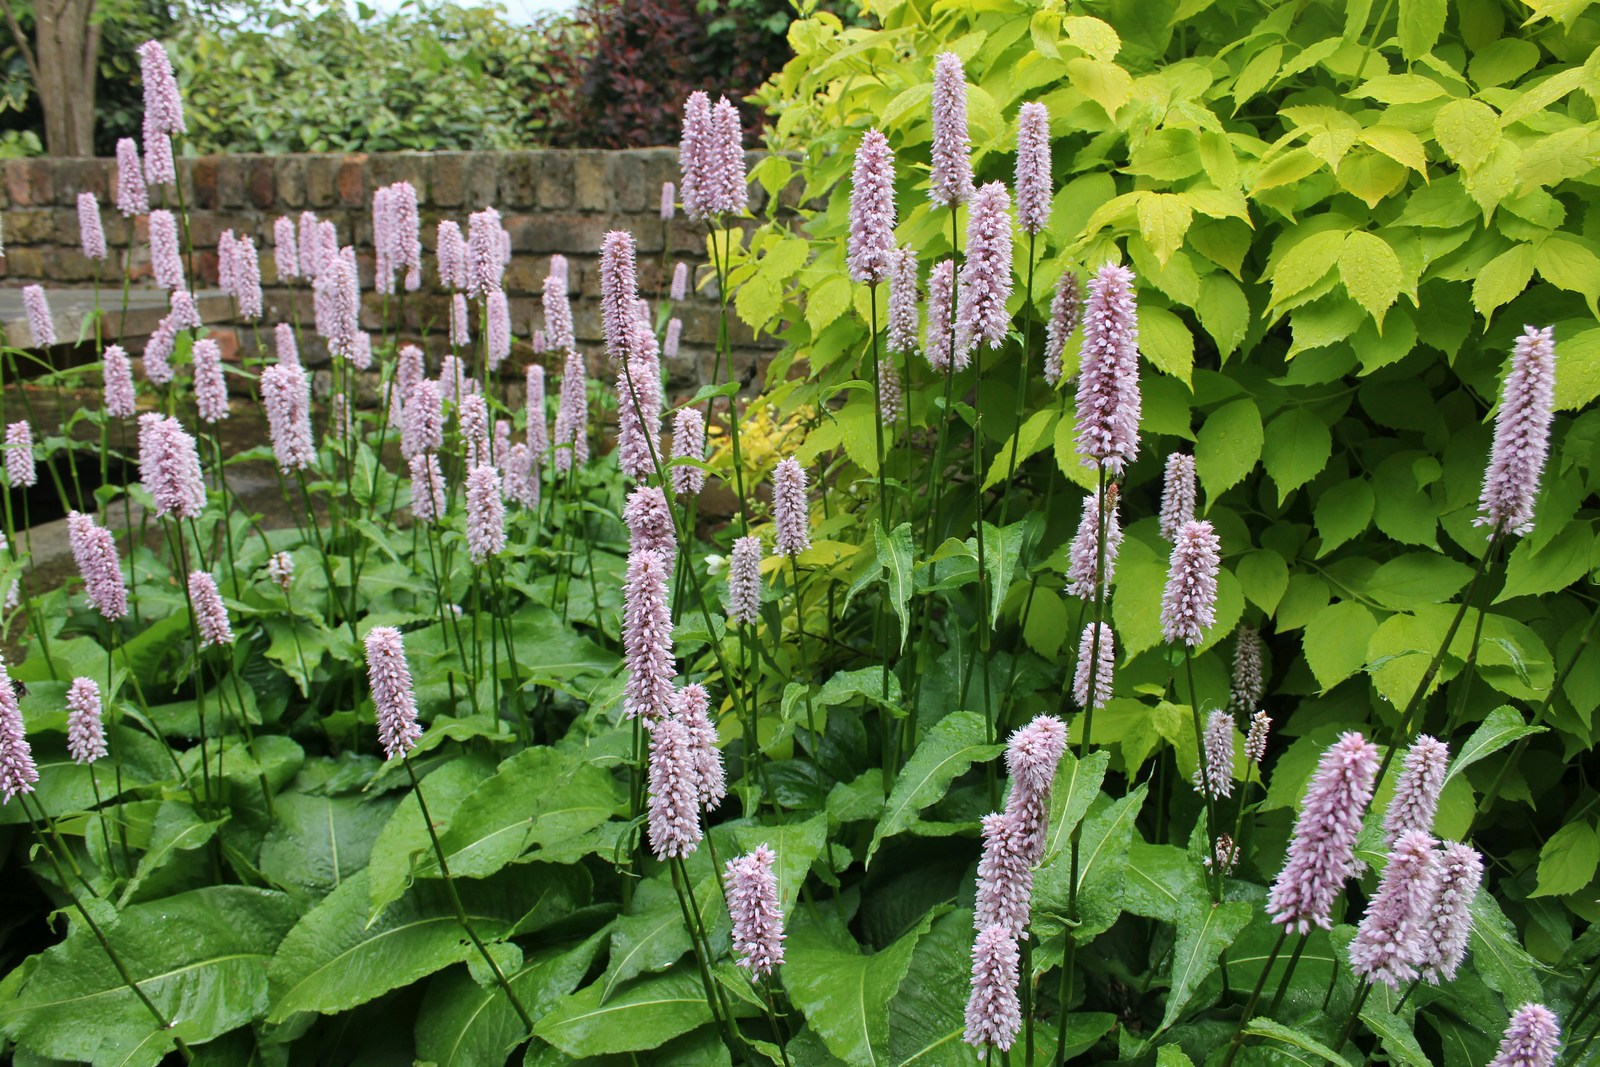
[{"left": 867, "top": 711, "right": 1002, "bottom": 864}]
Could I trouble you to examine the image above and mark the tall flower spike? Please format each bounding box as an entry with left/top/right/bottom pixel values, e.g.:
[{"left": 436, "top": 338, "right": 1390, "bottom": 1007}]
[
  {"left": 615, "top": 348, "right": 662, "bottom": 482},
  {"left": 974, "top": 809, "right": 1034, "bottom": 938},
  {"left": 297, "top": 211, "right": 321, "bottom": 279},
  {"left": 1267, "top": 731, "right": 1381, "bottom": 933},
  {"left": 542, "top": 272, "right": 575, "bottom": 354},
  {"left": 1015, "top": 102, "right": 1051, "bottom": 236},
  {"left": 624, "top": 485, "right": 676, "bottom": 566},
  {"left": 1004, "top": 714, "right": 1068, "bottom": 863},
  {"left": 149, "top": 210, "right": 184, "bottom": 291},
  {"left": 274, "top": 216, "right": 299, "bottom": 280},
  {"left": 930, "top": 52, "right": 974, "bottom": 207},
  {"left": 464, "top": 464, "right": 506, "bottom": 563},
  {"left": 847, "top": 129, "right": 898, "bottom": 285},
  {"left": 1382, "top": 735, "right": 1449, "bottom": 847},
  {"left": 727, "top": 535, "right": 762, "bottom": 625},
  {"left": 525, "top": 364, "right": 549, "bottom": 467},
  {"left": 436, "top": 220, "right": 467, "bottom": 291},
  {"left": 1066, "top": 485, "right": 1121, "bottom": 600},
  {"left": 449, "top": 293, "right": 471, "bottom": 348},
  {"left": 623, "top": 548, "right": 676, "bottom": 721},
  {"left": 67, "top": 511, "right": 128, "bottom": 621},
  {"left": 366, "top": 626, "right": 422, "bottom": 761},
  {"left": 1160, "top": 453, "right": 1197, "bottom": 541},
  {"left": 1478, "top": 326, "right": 1557, "bottom": 537},
  {"left": 22, "top": 286, "right": 54, "bottom": 348},
  {"left": 660, "top": 180, "right": 676, "bottom": 220},
  {"left": 600, "top": 230, "right": 642, "bottom": 363},
  {"left": 1195, "top": 709, "right": 1236, "bottom": 800},
  {"left": 1245, "top": 709, "right": 1272, "bottom": 766},
  {"left": 188, "top": 571, "right": 234, "bottom": 648},
  {"left": 673, "top": 683, "right": 726, "bottom": 812},
  {"left": 103, "top": 344, "right": 136, "bottom": 418},
  {"left": 1420, "top": 841, "right": 1483, "bottom": 983},
  {"left": 670, "top": 261, "right": 689, "bottom": 303},
  {"left": 217, "top": 231, "right": 237, "bottom": 294},
  {"left": 532, "top": 329, "right": 546, "bottom": 354},
  {"left": 709, "top": 96, "right": 749, "bottom": 217},
  {"left": 887, "top": 247, "right": 920, "bottom": 354},
  {"left": 486, "top": 291, "right": 511, "bottom": 372},
  {"left": 1160, "top": 519, "right": 1221, "bottom": 647},
  {"left": 5, "top": 421, "right": 36, "bottom": 488},
  {"left": 409, "top": 453, "right": 446, "bottom": 525},
  {"left": 647, "top": 716, "right": 701, "bottom": 858},
  {"left": 549, "top": 253, "right": 569, "bottom": 287},
  {"left": 66, "top": 677, "right": 107, "bottom": 765},
  {"left": 169, "top": 288, "right": 201, "bottom": 331},
  {"left": 878, "top": 361, "right": 903, "bottom": 423},
  {"left": 772, "top": 457, "right": 812, "bottom": 557},
  {"left": 143, "top": 316, "right": 176, "bottom": 385},
  {"left": 954, "top": 182, "right": 1014, "bottom": 364},
  {"left": 1349, "top": 830, "right": 1442, "bottom": 988},
  {"left": 78, "top": 193, "right": 107, "bottom": 260},
  {"left": 671, "top": 407, "right": 706, "bottom": 497},
  {"left": 924, "top": 259, "right": 956, "bottom": 372},
  {"left": 724, "top": 844, "right": 785, "bottom": 977},
  {"left": 192, "top": 339, "right": 229, "bottom": 424},
  {"left": 274, "top": 322, "right": 299, "bottom": 367},
  {"left": 1074, "top": 263, "right": 1142, "bottom": 474},
  {"left": 401, "top": 378, "right": 443, "bottom": 461},
  {"left": 262, "top": 362, "right": 314, "bottom": 473},
  {"left": 964, "top": 925, "right": 1022, "bottom": 1054},
  {"left": 137, "top": 40, "right": 185, "bottom": 134},
  {"left": 503, "top": 443, "right": 538, "bottom": 509},
  {"left": 232, "top": 236, "right": 262, "bottom": 319},
  {"left": 115, "top": 138, "right": 149, "bottom": 216},
  {"left": 466, "top": 206, "right": 505, "bottom": 298},
  {"left": 1043, "top": 270, "right": 1082, "bottom": 388},
  {"left": 1073, "top": 621, "right": 1115, "bottom": 711},
  {"left": 142, "top": 116, "right": 174, "bottom": 186},
  {"left": 664, "top": 318, "right": 683, "bottom": 359},
  {"left": 554, "top": 348, "right": 590, "bottom": 472},
  {"left": 1231, "top": 625, "right": 1266, "bottom": 716},
  {"left": 138, "top": 413, "right": 207, "bottom": 519},
  {"left": 1488, "top": 1006, "right": 1561, "bottom": 1067},
  {"left": 396, "top": 344, "right": 425, "bottom": 407},
  {"left": 0, "top": 653, "right": 39, "bottom": 802},
  {"left": 679, "top": 90, "right": 714, "bottom": 222}
]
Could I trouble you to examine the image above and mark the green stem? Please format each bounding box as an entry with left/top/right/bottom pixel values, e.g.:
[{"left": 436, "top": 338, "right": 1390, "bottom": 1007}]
[
  {"left": 1186, "top": 647, "right": 1222, "bottom": 903},
  {"left": 1220, "top": 925, "right": 1290, "bottom": 1067}
]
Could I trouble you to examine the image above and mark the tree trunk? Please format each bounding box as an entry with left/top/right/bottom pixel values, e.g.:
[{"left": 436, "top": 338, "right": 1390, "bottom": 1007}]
[{"left": 4, "top": 0, "right": 99, "bottom": 156}]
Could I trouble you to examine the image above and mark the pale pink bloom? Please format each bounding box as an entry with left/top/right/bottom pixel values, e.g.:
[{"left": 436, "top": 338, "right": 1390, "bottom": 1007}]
[
  {"left": 670, "top": 261, "right": 689, "bottom": 302},
  {"left": 274, "top": 322, "right": 299, "bottom": 368},
  {"left": 436, "top": 220, "right": 467, "bottom": 291},
  {"left": 708, "top": 96, "right": 749, "bottom": 217},
  {"left": 886, "top": 246, "right": 919, "bottom": 354},
  {"left": 5, "top": 422, "right": 35, "bottom": 488},
  {"left": 143, "top": 316, "right": 177, "bottom": 385},
  {"left": 1075, "top": 263, "right": 1142, "bottom": 474},
  {"left": 438, "top": 355, "right": 468, "bottom": 406},
  {"left": 149, "top": 210, "right": 184, "bottom": 291},
  {"left": 623, "top": 548, "right": 676, "bottom": 721},
  {"left": 1073, "top": 621, "right": 1114, "bottom": 711},
  {"left": 660, "top": 180, "right": 676, "bottom": 220},
  {"left": 409, "top": 452, "right": 446, "bottom": 524},
  {"left": 974, "top": 809, "right": 1034, "bottom": 938},
  {"left": 449, "top": 293, "right": 471, "bottom": 348},
  {"left": 542, "top": 272, "right": 575, "bottom": 354},
  {"left": 601, "top": 230, "right": 642, "bottom": 363},
  {"left": 459, "top": 394, "right": 490, "bottom": 464},
  {"left": 296, "top": 212, "right": 320, "bottom": 279},
  {"left": 615, "top": 346, "right": 662, "bottom": 482},
  {"left": 964, "top": 925, "right": 1021, "bottom": 1053},
  {"left": 1003, "top": 714, "right": 1067, "bottom": 863},
  {"left": 1160, "top": 520, "right": 1220, "bottom": 647},
  {"left": 168, "top": 288, "right": 201, "bottom": 330},
  {"left": 679, "top": 91, "right": 715, "bottom": 222},
  {"left": 321, "top": 249, "right": 361, "bottom": 362},
  {"left": 1267, "top": 731, "right": 1381, "bottom": 933},
  {"left": 262, "top": 362, "right": 314, "bottom": 472},
  {"left": 727, "top": 535, "right": 762, "bottom": 625},
  {"left": 924, "top": 259, "right": 956, "bottom": 371},
  {"left": 503, "top": 442, "right": 539, "bottom": 509},
  {"left": 494, "top": 418, "right": 511, "bottom": 465},
  {"left": 772, "top": 457, "right": 811, "bottom": 557},
  {"left": 878, "top": 360, "right": 902, "bottom": 423},
  {"left": 138, "top": 413, "right": 207, "bottom": 518},
  {"left": 1488, "top": 1006, "right": 1561, "bottom": 1067},
  {"left": 663, "top": 318, "right": 682, "bottom": 359},
  {"left": 647, "top": 716, "right": 700, "bottom": 858},
  {"left": 1420, "top": 842, "right": 1483, "bottom": 983},
  {"left": 1349, "top": 831, "right": 1441, "bottom": 988},
  {"left": 188, "top": 571, "right": 234, "bottom": 648},
  {"left": 464, "top": 464, "right": 506, "bottom": 563},
  {"left": 466, "top": 207, "right": 505, "bottom": 298},
  {"left": 142, "top": 119, "right": 174, "bottom": 186},
  {"left": 395, "top": 344, "right": 425, "bottom": 409},
  {"left": 273, "top": 216, "right": 299, "bottom": 280},
  {"left": 1245, "top": 709, "right": 1272, "bottom": 766},
  {"left": 137, "top": 40, "right": 185, "bottom": 135},
  {"left": 554, "top": 349, "right": 590, "bottom": 472},
  {"left": 1015, "top": 102, "right": 1051, "bottom": 235},
  {"left": 673, "top": 683, "right": 725, "bottom": 812},
  {"left": 724, "top": 844, "right": 785, "bottom": 977},
  {"left": 115, "top": 138, "right": 149, "bottom": 216},
  {"left": 525, "top": 364, "right": 549, "bottom": 466},
  {"left": 954, "top": 182, "right": 1014, "bottom": 362},
  {"left": 1066, "top": 485, "right": 1121, "bottom": 600},
  {"left": 231, "top": 235, "right": 262, "bottom": 319},
  {"left": 624, "top": 485, "right": 676, "bottom": 567},
  {"left": 400, "top": 378, "right": 442, "bottom": 461},
  {"left": 1043, "top": 270, "right": 1082, "bottom": 388},
  {"left": 847, "top": 129, "right": 897, "bottom": 286},
  {"left": 22, "top": 285, "right": 54, "bottom": 347},
  {"left": 103, "top": 345, "right": 137, "bottom": 418},
  {"left": 1231, "top": 625, "right": 1266, "bottom": 716},
  {"left": 548, "top": 253, "right": 569, "bottom": 287},
  {"left": 192, "top": 339, "right": 229, "bottom": 423},
  {"left": 0, "top": 654, "right": 39, "bottom": 802},
  {"left": 671, "top": 407, "right": 706, "bottom": 497},
  {"left": 78, "top": 193, "right": 107, "bottom": 260},
  {"left": 1479, "top": 326, "right": 1557, "bottom": 537},
  {"left": 67, "top": 510, "right": 127, "bottom": 620},
  {"left": 66, "top": 677, "right": 107, "bottom": 765},
  {"left": 1194, "top": 709, "right": 1235, "bottom": 800},
  {"left": 1383, "top": 736, "right": 1449, "bottom": 847},
  {"left": 365, "top": 626, "right": 422, "bottom": 760},
  {"left": 931, "top": 52, "right": 975, "bottom": 207},
  {"left": 218, "top": 230, "right": 237, "bottom": 294},
  {"left": 266, "top": 551, "right": 293, "bottom": 591},
  {"left": 1159, "top": 453, "right": 1197, "bottom": 542}
]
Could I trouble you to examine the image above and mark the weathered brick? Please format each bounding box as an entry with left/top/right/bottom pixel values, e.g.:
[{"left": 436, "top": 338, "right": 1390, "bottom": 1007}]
[
  {"left": 7, "top": 162, "right": 35, "bottom": 205},
  {"left": 275, "top": 157, "right": 307, "bottom": 209},
  {"left": 54, "top": 159, "right": 112, "bottom": 200},
  {"left": 336, "top": 154, "right": 368, "bottom": 207},
  {"left": 534, "top": 154, "right": 573, "bottom": 211},
  {"left": 611, "top": 152, "right": 652, "bottom": 215},
  {"left": 247, "top": 158, "right": 276, "bottom": 209},
  {"left": 573, "top": 151, "right": 609, "bottom": 213},
  {"left": 5, "top": 209, "right": 55, "bottom": 244},
  {"left": 462, "top": 153, "right": 498, "bottom": 209},
  {"left": 307, "top": 156, "right": 340, "bottom": 208},
  {"left": 216, "top": 156, "right": 249, "bottom": 208},
  {"left": 520, "top": 213, "right": 612, "bottom": 255},
  {"left": 430, "top": 153, "right": 468, "bottom": 207},
  {"left": 500, "top": 154, "right": 535, "bottom": 208},
  {"left": 1, "top": 247, "right": 43, "bottom": 278},
  {"left": 191, "top": 158, "right": 220, "bottom": 209},
  {"left": 25, "top": 160, "right": 55, "bottom": 205}
]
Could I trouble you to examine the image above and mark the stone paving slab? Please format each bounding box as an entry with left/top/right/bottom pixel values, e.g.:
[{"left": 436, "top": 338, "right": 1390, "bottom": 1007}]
[{"left": 0, "top": 287, "right": 232, "bottom": 350}]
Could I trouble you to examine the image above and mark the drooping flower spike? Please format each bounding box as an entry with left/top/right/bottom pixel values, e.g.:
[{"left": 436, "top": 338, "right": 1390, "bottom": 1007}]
[
  {"left": 1003, "top": 714, "right": 1067, "bottom": 864},
  {"left": 1349, "top": 830, "right": 1442, "bottom": 989},
  {"left": 366, "top": 626, "right": 422, "bottom": 761}
]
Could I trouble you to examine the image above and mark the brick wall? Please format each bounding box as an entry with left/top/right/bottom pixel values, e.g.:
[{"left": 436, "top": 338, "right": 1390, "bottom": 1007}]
[{"left": 0, "top": 150, "right": 774, "bottom": 389}]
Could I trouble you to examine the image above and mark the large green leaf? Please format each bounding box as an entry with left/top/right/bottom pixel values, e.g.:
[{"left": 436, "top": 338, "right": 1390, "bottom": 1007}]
[
  {"left": 599, "top": 877, "right": 703, "bottom": 999},
  {"left": 258, "top": 791, "right": 397, "bottom": 901},
  {"left": 1444, "top": 705, "right": 1544, "bottom": 784},
  {"left": 0, "top": 887, "right": 298, "bottom": 1067},
  {"left": 1195, "top": 398, "right": 1264, "bottom": 497},
  {"left": 886, "top": 909, "right": 980, "bottom": 1067},
  {"left": 1038, "top": 749, "right": 1111, "bottom": 867},
  {"left": 532, "top": 967, "right": 716, "bottom": 1057},
  {"left": 783, "top": 908, "right": 936, "bottom": 1067},
  {"left": 731, "top": 813, "right": 827, "bottom": 920},
  {"left": 1159, "top": 899, "right": 1252, "bottom": 1032},
  {"left": 1035, "top": 784, "right": 1148, "bottom": 941},
  {"left": 1302, "top": 601, "right": 1377, "bottom": 690},
  {"left": 268, "top": 866, "right": 586, "bottom": 1021},
  {"left": 1532, "top": 820, "right": 1599, "bottom": 898},
  {"left": 867, "top": 711, "right": 1002, "bottom": 863},
  {"left": 367, "top": 752, "right": 499, "bottom": 920}
]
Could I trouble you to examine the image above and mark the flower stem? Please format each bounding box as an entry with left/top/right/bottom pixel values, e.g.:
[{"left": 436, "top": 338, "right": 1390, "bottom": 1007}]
[{"left": 1220, "top": 925, "right": 1290, "bottom": 1067}]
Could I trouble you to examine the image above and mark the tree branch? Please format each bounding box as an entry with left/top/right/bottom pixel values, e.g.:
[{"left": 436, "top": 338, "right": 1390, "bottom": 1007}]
[{"left": 0, "top": 0, "right": 43, "bottom": 92}]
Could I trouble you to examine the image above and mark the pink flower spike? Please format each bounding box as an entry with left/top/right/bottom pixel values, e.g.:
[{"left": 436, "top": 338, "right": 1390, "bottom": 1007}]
[
  {"left": 143, "top": 316, "right": 177, "bottom": 385},
  {"left": 449, "top": 293, "right": 471, "bottom": 348},
  {"left": 232, "top": 236, "right": 262, "bottom": 319},
  {"left": 1382, "top": 735, "right": 1449, "bottom": 847},
  {"left": 1015, "top": 102, "right": 1051, "bottom": 235},
  {"left": 673, "top": 683, "right": 725, "bottom": 812},
  {"left": 709, "top": 97, "right": 749, "bottom": 217},
  {"left": 964, "top": 925, "right": 1022, "bottom": 1053},
  {"left": 274, "top": 322, "right": 299, "bottom": 368},
  {"left": 168, "top": 288, "right": 201, "bottom": 331},
  {"left": 138, "top": 413, "right": 207, "bottom": 519},
  {"left": 366, "top": 626, "right": 422, "bottom": 761},
  {"left": 78, "top": 193, "right": 107, "bottom": 260},
  {"left": 525, "top": 364, "right": 549, "bottom": 467},
  {"left": 624, "top": 485, "right": 676, "bottom": 565},
  {"left": 1066, "top": 485, "right": 1121, "bottom": 601},
  {"left": 1246, "top": 710, "right": 1272, "bottom": 766},
  {"left": 436, "top": 220, "right": 467, "bottom": 291},
  {"left": 1231, "top": 625, "right": 1266, "bottom": 716},
  {"left": 670, "top": 261, "right": 689, "bottom": 302},
  {"left": 954, "top": 182, "right": 1015, "bottom": 363},
  {"left": 487, "top": 290, "right": 511, "bottom": 371},
  {"left": 66, "top": 677, "right": 107, "bottom": 765},
  {"left": 115, "top": 138, "right": 150, "bottom": 216},
  {"left": 727, "top": 535, "right": 762, "bottom": 625},
  {"left": 847, "top": 129, "right": 898, "bottom": 286},
  {"left": 149, "top": 210, "right": 184, "bottom": 291},
  {"left": 679, "top": 91, "right": 714, "bottom": 222},
  {"left": 1073, "top": 621, "right": 1114, "bottom": 711},
  {"left": 1478, "top": 326, "right": 1557, "bottom": 537},
  {"left": 1194, "top": 709, "right": 1236, "bottom": 800},
  {"left": 554, "top": 349, "right": 590, "bottom": 472},
  {"left": 623, "top": 548, "right": 677, "bottom": 722},
  {"left": 465, "top": 464, "right": 506, "bottom": 563},
  {"left": 1160, "top": 453, "right": 1197, "bottom": 542},
  {"left": 466, "top": 207, "right": 505, "bottom": 298},
  {"left": 137, "top": 40, "right": 185, "bottom": 135},
  {"left": 724, "top": 844, "right": 785, "bottom": 977},
  {"left": 671, "top": 407, "right": 706, "bottom": 497},
  {"left": 142, "top": 119, "right": 174, "bottom": 186},
  {"left": 1074, "top": 263, "right": 1142, "bottom": 475},
  {"left": 661, "top": 180, "right": 676, "bottom": 220},
  {"left": 1160, "top": 519, "right": 1221, "bottom": 647},
  {"left": 103, "top": 345, "right": 137, "bottom": 418},
  {"left": 1267, "top": 731, "right": 1381, "bottom": 933},
  {"left": 615, "top": 349, "right": 662, "bottom": 483},
  {"left": 1349, "top": 830, "right": 1442, "bottom": 988},
  {"left": 1419, "top": 841, "right": 1483, "bottom": 983},
  {"left": 878, "top": 361, "right": 903, "bottom": 424},
  {"left": 297, "top": 212, "right": 321, "bottom": 279},
  {"left": 887, "top": 247, "right": 919, "bottom": 354},
  {"left": 22, "top": 285, "right": 54, "bottom": 348},
  {"left": 1003, "top": 714, "right": 1067, "bottom": 864},
  {"left": 409, "top": 452, "right": 446, "bottom": 525},
  {"left": 542, "top": 272, "right": 575, "bottom": 354},
  {"left": 67, "top": 510, "right": 128, "bottom": 621},
  {"left": 772, "top": 457, "right": 812, "bottom": 557},
  {"left": 5, "top": 421, "right": 36, "bottom": 488},
  {"left": 274, "top": 216, "right": 298, "bottom": 280},
  {"left": 192, "top": 339, "right": 229, "bottom": 424},
  {"left": 931, "top": 52, "right": 975, "bottom": 207},
  {"left": 262, "top": 362, "right": 314, "bottom": 473},
  {"left": 601, "top": 230, "right": 642, "bottom": 363},
  {"left": 266, "top": 551, "right": 293, "bottom": 591},
  {"left": 974, "top": 809, "right": 1034, "bottom": 938},
  {"left": 924, "top": 259, "right": 956, "bottom": 372},
  {"left": 0, "top": 654, "right": 40, "bottom": 803},
  {"left": 1043, "top": 270, "right": 1082, "bottom": 388},
  {"left": 188, "top": 571, "right": 234, "bottom": 648},
  {"left": 401, "top": 378, "right": 443, "bottom": 461},
  {"left": 1488, "top": 1006, "right": 1562, "bottom": 1067},
  {"left": 646, "top": 716, "right": 700, "bottom": 858}
]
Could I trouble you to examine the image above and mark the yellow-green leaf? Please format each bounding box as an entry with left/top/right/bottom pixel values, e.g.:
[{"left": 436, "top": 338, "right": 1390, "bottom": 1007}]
[
  {"left": 1269, "top": 229, "right": 1347, "bottom": 311},
  {"left": 1397, "top": 0, "right": 1446, "bottom": 60},
  {"left": 1067, "top": 57, "right": 1132, "bottom": 117},
  {"left": 1553, "top": 327, "right": 1600, "bottom": 411},
  {"left": 1434, "top": 98, "right": 1501, "bottom": 170},
  {"left": 1138, "top": 304, "right": 1195, "bottom": 385},
  {"left": 1339, "top": 231, "right": 1403, "bottom": 327},
  {"left": 1137, "top": 194, "right": 1194, "bottom": 267},
  {"left": 1471, "top": 243, "right": 1536, "bottom": 321},
  {"left": 1062, "top": 15, "right": 1121, "bottom": 61},
  {"left": 1195, "top": 397, "right": 1264, "bottom": 497},
  {"left": 1535, "top": 235, "right": 1600, "bottom": 316},
  {"left": 1361, "top": 124, "right": 1430, "bottom": 174}
]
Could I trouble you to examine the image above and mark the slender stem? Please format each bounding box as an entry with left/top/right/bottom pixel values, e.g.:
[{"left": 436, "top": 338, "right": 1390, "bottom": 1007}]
[
  {"left": 1335, "top": 983, "right": 1374, "bottom": 1053},
  {"left": 1186, "top": 648, "right": 1221, "bottom": 903},
  {"left": 1054, "top": 936, "right": 1077, "bottom": 1067},
  {"left": 1267, "top": 931, "right": 1308, "bottom": 1016},
  {"left": 670, "top": 857, "right": 738, "bottom": 1056},
  {"left": 1220, "top": 926, "right": 1290, "bottom": 1067}
]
